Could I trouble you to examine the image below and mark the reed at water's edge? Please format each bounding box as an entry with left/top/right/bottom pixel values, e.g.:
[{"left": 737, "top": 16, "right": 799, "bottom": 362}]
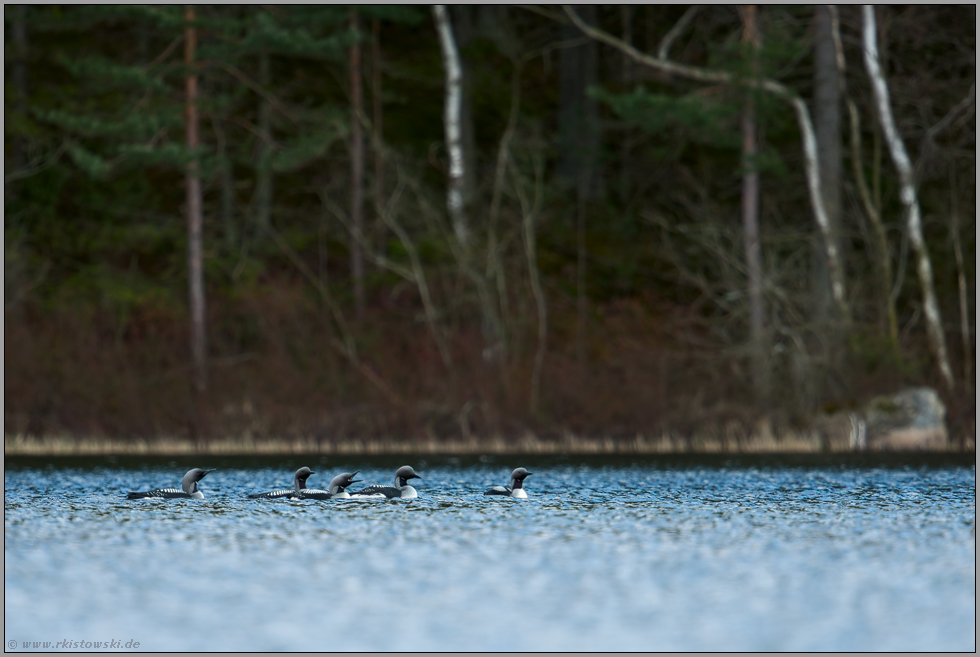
[{"left": 6, "top": 431, "right": 974, "bottom": 457}]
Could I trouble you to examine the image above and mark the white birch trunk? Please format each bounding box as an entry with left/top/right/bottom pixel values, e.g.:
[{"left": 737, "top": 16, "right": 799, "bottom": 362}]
[
  {"left": 432, "top": 5, "right": 469, "bottom": 248},
  {"left": 861, "top": 5, "right": 954, "bottom": 391}
]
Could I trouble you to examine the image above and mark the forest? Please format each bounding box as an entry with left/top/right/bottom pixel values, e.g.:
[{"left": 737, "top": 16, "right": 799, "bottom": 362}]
[{"left": 3, "top": 5, "right": 975, "bottom": 450}]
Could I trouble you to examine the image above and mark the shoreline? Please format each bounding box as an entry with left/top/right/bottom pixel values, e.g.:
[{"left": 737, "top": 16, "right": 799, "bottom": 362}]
[{"left": 5, "top": 433, "right": 975, "bottom": 457}]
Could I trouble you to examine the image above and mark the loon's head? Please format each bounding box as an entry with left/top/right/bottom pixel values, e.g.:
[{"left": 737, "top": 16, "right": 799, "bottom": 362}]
[
  {"left": 182, "top": 468, "right": 215, "bottom": 495},
  {"left": 510, "top": 467, "right": 532, "bottom": 489},
  {"left": 394, "top": 465, "right": 422, "bottom": 488},
  {"left": 328, "top": 471, "right": 361, "bottom": 495},
  {"left": 294, "top": 467, "right": 315, "bottom": 490}
]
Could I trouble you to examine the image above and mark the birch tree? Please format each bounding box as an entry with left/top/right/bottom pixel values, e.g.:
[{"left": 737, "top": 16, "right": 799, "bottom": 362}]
[
  {"left": 432, "top": 4, "right": 504, "bottom": 359},
  {"left": 432, "top": 4, "right": 469, "bottom": 248},
  {"left": 861, "top": 5, "right": 954, "bottom": 391}
]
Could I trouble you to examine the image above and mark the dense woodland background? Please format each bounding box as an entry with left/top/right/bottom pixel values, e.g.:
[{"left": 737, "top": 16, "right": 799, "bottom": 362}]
[{"left": 4, "top": 5, "right": 975, "bottom": 446}]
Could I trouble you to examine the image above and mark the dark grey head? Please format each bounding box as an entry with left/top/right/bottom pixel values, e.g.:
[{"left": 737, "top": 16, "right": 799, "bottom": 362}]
[
  {"left": 181, "top": 468, "right": 215, "bottom": 494},
  {"left": 395, "top": 465, "right": 421, "bottom": 488},
  {"left": 510, "top": 467, "right": 532, "bottom": 489},
  {"left": 328, "top": 471, "right": 361, "bottom": 495},
  {"left": 294, "top": 467, "right": 315, "bottom": 490}
]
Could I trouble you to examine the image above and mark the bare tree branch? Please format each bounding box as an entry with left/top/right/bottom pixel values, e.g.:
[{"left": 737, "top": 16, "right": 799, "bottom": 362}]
[
  {"left": 487, "top": 60, "right": 523, "bottom": 329},
  {"left": 658, "top": 6, "right": 699, "bottom": 60},
  {"left": 928, "top": 83, "right": 976, "bottom": 141},
  {"left": 265, "top": 223, "right": 357, "bottom": 362},
  {"left": 199, "top": 60, "right": 299, "bottom": 126},
  {"left": 829, "top": 6, "right": 898, "bottom": 345},
  {"left": 560, "top": 5, "right": 848, "bottom": 317},
  {"left": 323, "top": 174, "right": 454, "bottom": 372},
  {"left": 4, "top": 141, "right": 68, "bottom": 184},
  {"left": 511, "top": 152, "right": 547, "bottom": 414}
]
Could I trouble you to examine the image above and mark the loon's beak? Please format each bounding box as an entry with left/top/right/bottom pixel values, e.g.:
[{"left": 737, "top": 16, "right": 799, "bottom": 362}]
[
  {"left": 201, "top": 469, "right": 216, "bottom": 478},
  {"left": 349, "top": 478, "right": 362, "bottom": 485},
  {"left": 309, "top": 470, "right": 316, "bottom": 475}
]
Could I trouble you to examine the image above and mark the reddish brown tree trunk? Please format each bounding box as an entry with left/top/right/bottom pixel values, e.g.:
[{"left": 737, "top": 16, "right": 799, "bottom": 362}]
[
  {"left": 741, "top": 5, "right": 768, "bottom": 406},
  {"left": 185, "top": 5, "right": 207, "bottom": 393}
]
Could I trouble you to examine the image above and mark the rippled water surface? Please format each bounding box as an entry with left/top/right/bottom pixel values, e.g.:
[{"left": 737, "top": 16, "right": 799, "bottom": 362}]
[{"left": 4, "top": 454, "right": 976, "bottom": 651}]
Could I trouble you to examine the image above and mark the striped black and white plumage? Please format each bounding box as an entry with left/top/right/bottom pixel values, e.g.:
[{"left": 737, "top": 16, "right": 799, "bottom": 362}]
[
  {"left": 126, "top": 468, "right": 215, "bottom": 500},
  {"left": 350, "top": 465, "right": 421, "bottom": 499},
  {"left": 484, "top": 467, "right": 532, "bottom": 499},
  {"left": 248, "top": 468, "right": 361, "bottom": 500}
]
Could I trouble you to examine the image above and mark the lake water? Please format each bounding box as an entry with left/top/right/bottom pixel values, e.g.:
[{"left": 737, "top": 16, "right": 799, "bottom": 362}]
[{"left": 4, "top": 454, "right": 975, "bottom": 651}]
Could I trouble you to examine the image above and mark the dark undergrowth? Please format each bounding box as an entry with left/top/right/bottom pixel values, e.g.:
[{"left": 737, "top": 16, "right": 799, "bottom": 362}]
[{"left": 5, "top": 280, "right": 975, "bottom": 452}]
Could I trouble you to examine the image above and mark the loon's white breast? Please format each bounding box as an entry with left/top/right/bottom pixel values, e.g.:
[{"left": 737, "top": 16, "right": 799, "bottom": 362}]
[{"left": 510, "top": 488, "right": 527, "bottom": 499}]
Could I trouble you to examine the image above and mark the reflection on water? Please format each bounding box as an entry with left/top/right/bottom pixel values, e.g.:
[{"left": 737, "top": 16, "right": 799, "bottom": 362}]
[{"left": 4, "top": 454, "right": 976, "bottom": 651}]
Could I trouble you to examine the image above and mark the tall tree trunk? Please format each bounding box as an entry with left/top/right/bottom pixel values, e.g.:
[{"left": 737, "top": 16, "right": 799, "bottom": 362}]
[
  {"left": 255, "top": 51, "right": 273, "bottom": 232},
  {"left": 826, "top": 6, "right": 898, "bottom": 346},
  {"left": 372, "top": 18, "right": 386, "bottom": 258},
  {"left": 558, "top": 4, "right": 601, "bottom": 200},
  {"left": 185, "top": 6, "right": 207, "bottom": 394},
  {"left": 559, "top": 5, "right": 601, "bottom": 367},
  {"left": 740, "top": 5, "right": 768, "bottom": 407},
  {"left": 848, "top": 98, "right": 899, "bottom": 345},
  {"left": 432, "top": 5, "right": 469, "bottom": 247},
  {"left": 812, "top": 4, "right": 845, "bottom": 400},
  {"left": 812, "top": 6, "right": 843, "bottom": 323},
  {"left": 861, "top": 5, "right": 954, "bottom": 392},
  {"left": 847, "top": 98, "right": 898, "bottom": 352},
  {"left": 949, "top": 166, "right": 971, "bottom": 393},
  {"left": 349, "top": 9, "right": 365, "bottom": 321}
]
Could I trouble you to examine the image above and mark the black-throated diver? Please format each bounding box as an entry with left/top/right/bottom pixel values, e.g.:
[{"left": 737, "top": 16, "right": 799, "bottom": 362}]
[
  {"left": 350, "top": 465, "right": 421, "bottom": 499},
  {"left": 248, "top": 468, "right": 361, "bottom": 500},
  {"left": 484, "top": 467, "right": 532, "bottom": 498},
  {"left": 126, "top": 468, "right": 215, "bottom": 500}
]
